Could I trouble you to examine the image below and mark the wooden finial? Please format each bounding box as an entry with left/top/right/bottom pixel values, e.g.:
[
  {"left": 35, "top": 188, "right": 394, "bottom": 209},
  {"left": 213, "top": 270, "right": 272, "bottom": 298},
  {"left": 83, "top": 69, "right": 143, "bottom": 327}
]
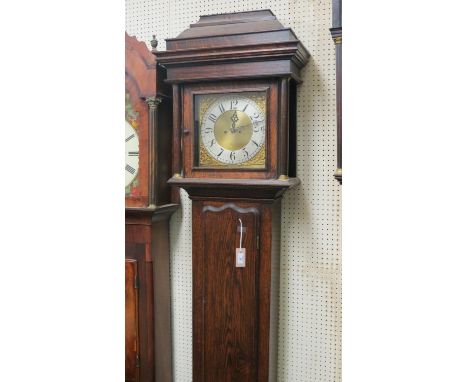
[{"left": 150, "top": 34, "right": 158, "bottom": 50}]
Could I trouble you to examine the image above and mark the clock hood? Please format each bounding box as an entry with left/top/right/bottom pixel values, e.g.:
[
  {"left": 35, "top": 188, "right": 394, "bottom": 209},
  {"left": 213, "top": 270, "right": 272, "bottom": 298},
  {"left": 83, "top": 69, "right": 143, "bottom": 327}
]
[{"left": 156, "top": 10, "right": 310, "bottom": 84}]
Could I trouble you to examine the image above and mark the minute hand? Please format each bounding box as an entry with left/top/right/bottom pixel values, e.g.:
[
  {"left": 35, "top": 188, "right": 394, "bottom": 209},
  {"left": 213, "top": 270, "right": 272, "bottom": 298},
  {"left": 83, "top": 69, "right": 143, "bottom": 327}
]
[{"left": 234, "top": 120, "right": 265, "bottom": 131}]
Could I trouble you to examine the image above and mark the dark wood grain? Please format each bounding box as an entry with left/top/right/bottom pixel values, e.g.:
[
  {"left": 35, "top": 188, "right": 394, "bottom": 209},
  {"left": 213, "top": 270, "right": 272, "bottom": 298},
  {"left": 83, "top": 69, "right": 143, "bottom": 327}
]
[
  {"left": 265, "top": 200, "right": 281, "bottom": 381},
  {"left": 125, "top": 205, "right": 178, "bottom": 382},
  {"left": 160, "top": 9, "right": 309, "bottom": 72},
  {"left": 279, "top": 78, "right": 290, "bottom": 177},
  {"left": 168, "top": 177, "right": 299, "bottom": 200},
  {"left": 151, "top": 220, "right": 173, "bottom": 382},
  {"left": 197, "top": 202, "right": 259, "bottom": 381},
  {"left": 171, "top": 84, "right": 182, "bottom": 202},
  {"left": 153, "top": 93, "right": 174, "bottom": 206},
  {"left": 287, "top": 80, "right": 297, "bottom": 177},
  {"left": 158, "top": 10, "right": 309, "bottom": 381},
  {"left": 126, "top": 243, "right": 148, "bottom": 381},
  {"left": 191, "top": 198, "right": 283, "bottom": 382},
  {"left": 164, "top": 60, "right": 303, "bottom": 84},
  {"left": 191, "top": 200, "right": 270, "bottom": 381},
  {"left": 126, "top": 259, "right": 140, "bottom": 382}
]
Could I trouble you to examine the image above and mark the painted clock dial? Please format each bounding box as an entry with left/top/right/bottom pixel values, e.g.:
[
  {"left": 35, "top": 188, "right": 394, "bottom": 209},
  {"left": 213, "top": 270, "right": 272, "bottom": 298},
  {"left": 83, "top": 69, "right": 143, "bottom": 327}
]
[
  {"left": 198, "top": 92, "right": 266, "bottom": 167},
  {"left": 125, "top": 120, "right": 139, "bottom": 188}
]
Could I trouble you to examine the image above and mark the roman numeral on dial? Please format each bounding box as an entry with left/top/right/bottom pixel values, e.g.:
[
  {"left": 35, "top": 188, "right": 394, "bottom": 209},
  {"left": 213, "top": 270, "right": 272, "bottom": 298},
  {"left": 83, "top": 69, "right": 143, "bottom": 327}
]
[
  {"left": 208, "top": 114, "right": 217, "bottom": 123},
  {"left": 126, "top": 134, "right": 135, "bottom": 142},
  {"left": 198, "top": 93, "right": 266, "bottom": 165},
  {"left": 127, "top": 151, "right": 139, "bottom": 156},
  {"left": 126, "top": 164, "right": 136, "bottom": 174}
]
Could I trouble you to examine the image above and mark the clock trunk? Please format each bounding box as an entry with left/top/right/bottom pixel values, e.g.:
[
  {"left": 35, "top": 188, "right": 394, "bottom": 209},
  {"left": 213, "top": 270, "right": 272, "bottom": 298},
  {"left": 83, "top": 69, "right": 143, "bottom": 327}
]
[{"left": 192, "top": 199, "right": 281, "bottom": 382}]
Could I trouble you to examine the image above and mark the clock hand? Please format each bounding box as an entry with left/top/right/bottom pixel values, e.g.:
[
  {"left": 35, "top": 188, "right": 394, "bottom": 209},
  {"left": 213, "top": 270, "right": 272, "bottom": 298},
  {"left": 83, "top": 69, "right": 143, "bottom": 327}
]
[
  {"left": 230, "top": 110, "right": 239, "bottom": 133},
  {"left": 234, "top": 120, "right": 265, "bottom": 131}
]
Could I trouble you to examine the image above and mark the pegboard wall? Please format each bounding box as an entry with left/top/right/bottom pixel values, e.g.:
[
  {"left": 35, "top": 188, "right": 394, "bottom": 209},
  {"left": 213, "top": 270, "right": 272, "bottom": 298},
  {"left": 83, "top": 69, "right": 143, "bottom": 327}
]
[{"left": 126, "top": 1, "right": 342, "bottom": 380}]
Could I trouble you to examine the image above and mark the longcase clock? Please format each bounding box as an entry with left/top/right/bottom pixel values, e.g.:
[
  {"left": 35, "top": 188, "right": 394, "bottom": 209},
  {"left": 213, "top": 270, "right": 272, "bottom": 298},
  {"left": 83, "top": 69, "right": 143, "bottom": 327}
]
[
  {"left": 125, "top": 32, "right": 178, "bottom": 382},
  {"left": 157, "top": 10, "right": 310, "bottom": 381}
]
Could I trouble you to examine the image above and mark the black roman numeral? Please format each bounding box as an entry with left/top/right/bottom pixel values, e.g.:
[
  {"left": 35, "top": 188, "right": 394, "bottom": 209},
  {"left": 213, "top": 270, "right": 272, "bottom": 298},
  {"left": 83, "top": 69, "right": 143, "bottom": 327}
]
[
  {"left": 252, "top": 140, "right": 259, "bottom": 147},
  {"left": 208, "top": 114, "right": 217, "bottom": 123},
  {"left": 253, "top": 120, "right": 265, "bottom": 133},
  {"left": 126, "top": 134, "right": 135, "bottom": 142},
  {"left": 128, "top": 151, "right": 139, "bottom": 156},
  {"left": 210, "top": 139, "right": 215, "bottom": 147},
  {"left": 242, "top": 148, "right": 249, "bottom": 157},
  {"left": 126, "top": 164, "right": 136, "bottom": 174},
  {"left": 218, "top": 104, "right": 225, "bottom": 113},
  {"left": 217, "top": 148, "right": 224, "bottom": 157},
  {"left": 242, "top": 104, "right": 248, "bottom": 112}
]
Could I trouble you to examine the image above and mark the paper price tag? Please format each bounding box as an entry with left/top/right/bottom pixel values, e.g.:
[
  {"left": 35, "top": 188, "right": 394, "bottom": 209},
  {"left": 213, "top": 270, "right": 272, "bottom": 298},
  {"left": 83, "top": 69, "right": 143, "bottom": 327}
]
[{"left": 236, "top": 248, "right": 246, "bottom": 267}]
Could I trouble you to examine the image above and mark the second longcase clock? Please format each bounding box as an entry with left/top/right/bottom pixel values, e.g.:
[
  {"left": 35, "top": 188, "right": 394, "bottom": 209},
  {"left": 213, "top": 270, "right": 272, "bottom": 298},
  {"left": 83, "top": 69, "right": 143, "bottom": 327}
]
[
  {"left": 125, "top": 33, "right": 177, "bottom": 382},
  {"left": 158, "top": 10, "right": 309, "bottom": 381}
]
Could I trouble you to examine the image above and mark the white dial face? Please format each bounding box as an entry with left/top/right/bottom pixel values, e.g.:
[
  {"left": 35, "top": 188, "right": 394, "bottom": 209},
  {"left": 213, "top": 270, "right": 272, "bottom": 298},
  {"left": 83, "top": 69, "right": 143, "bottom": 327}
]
[
  {"left": 125, "top": 121, "right": 139, "bottom": 188},
  {"left": 200, "top": 93, "right": 266, "bottom": 165}
]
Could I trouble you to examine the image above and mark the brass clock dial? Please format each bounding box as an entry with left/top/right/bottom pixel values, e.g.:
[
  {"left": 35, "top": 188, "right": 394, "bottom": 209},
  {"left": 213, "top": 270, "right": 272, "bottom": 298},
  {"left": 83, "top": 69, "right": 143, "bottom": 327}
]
[
  {"left": 125, "top": 120, "right": 139, "bottom": 188},
  {"left": 198, "top": 92, "right": 266, "bottom": 167}
]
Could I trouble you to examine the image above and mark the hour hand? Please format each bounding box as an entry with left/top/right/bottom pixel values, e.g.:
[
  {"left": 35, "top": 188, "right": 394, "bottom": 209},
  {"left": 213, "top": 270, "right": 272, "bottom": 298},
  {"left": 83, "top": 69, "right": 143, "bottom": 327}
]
[{"left": 230, "top": 110, "right": 239, "bottom": 132}]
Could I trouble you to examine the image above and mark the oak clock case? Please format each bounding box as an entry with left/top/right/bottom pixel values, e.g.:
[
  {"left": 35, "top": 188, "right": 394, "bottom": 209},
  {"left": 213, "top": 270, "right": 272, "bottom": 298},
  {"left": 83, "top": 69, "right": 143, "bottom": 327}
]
[
  {"left": 157, "top": 10, "right": 310, "bottom": 382},
  {"left": 125, "top": 33, "right": 177, "bottom": 382}
]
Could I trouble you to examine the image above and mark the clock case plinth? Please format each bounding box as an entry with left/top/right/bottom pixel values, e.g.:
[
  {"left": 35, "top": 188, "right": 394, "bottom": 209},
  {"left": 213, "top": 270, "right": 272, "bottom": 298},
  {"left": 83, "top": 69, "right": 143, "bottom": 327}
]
[{"left": 158, "top": 10, "right": 309, "bottom": 382}]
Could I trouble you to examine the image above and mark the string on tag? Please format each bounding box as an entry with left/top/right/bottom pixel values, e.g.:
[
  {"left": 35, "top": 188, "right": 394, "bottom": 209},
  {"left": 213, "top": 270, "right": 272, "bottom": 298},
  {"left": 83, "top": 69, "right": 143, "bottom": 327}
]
[{"left": 239, "top": 218, "right": 243, "bottom": 248}]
